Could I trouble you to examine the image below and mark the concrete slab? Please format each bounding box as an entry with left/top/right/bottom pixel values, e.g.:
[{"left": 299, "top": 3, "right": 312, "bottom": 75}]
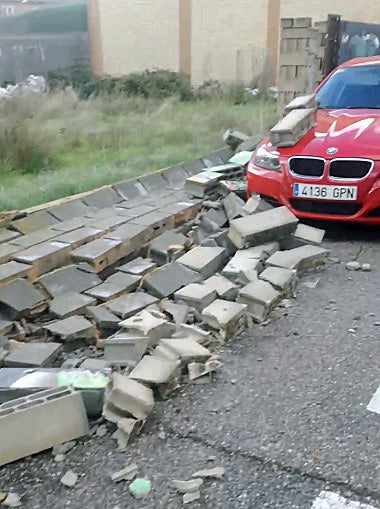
[
  {"left": 39, "top": 265, "right": 101, "bottom": 297},
  {"left": 162, "top": 165, "right": 187, "bottom": 188},
  {"left": 238, "top": 280, "right": 282, "bottom": 322},
  {"left": 155, "top": 338, "right": 211, "bottom": 363},
  {"left": 0, "top": 279, "right": 47, "bottom": 319},
  {"left": 163, "top": 201, "right": 203, "bottom": 226},
  {"left": 0, "top": 229, "right": 20, "bottom": 245},
  {"left": 222, "top": 254, "right": 262, "bottom": 282},
  {"left": 130, "top": 210, "right": 175, "bottom": 233},
  {"left": 85, "top": 272, "right": 141, "bottom": 302},
  {"left": 228, "top": 207, "right": 298, "bottom": 249},
  {"left": 259, "top": 266, "right": 297, "bottom": 297},
  {"left": 174, "top": 283, "right": 217, "bottom": 311},
  {"left": 103, "top": 332, "right": 151, "bottom": 366},
  {"left": 44, "top": 315, "right": 95, "bottom": 343},
  {"left": 105, "top": 223, "right": 153, "bottom": 256},
  {"left": 143, "top": 262, "right": 200, "bottom": 299},
  {"left": 177, "top": 246, "right": 226, "bottom": 279},
  {"left": 104, "top": 292, "right": 159, "bottom": 319},
  {"left": 149, "top": 230, "right": 187, "bottom": 265},
  {"left": 129, "top": 355, "right": 179, "bottom": 386},
  {"left": 84, "top": 214, "right": 129, "bottom": 232},
  {"left": 82, "top": 187, "right": 123, "bottom": 208},
  {"left": 104, "top": 372, "right": 154, "bottom": 421},
  {"left": 10, "top": 227, "right": 62, "bottom": 249},
  {"left": 203, "top": 275, "right": 238, "bottom": 301},
  {"left": 138, "top": 172, "right": 167, "bottom": 192},
  {"left": 266, "top": 245, "right": 329, "bottom": 274},
  {"left": 0, "top": 261, "right": 35, "bottom": 285},
  {"left": 14, "top": 241, "right": 71, "bottom": 277},
  {"left": 11, "top": 210, "right": 59, "bottom": 234},
  {"left": 294, "top": 223, "right": 325, "bottom": 245},
  {"left": 118, "top": 257, "right": 157, "bottom": 277},
  {"left": 0, "top": 243, "right": 21, "bottom": 264},
  {"left": 71, "top": 238, "right": 124, "bottom": 273},
  {"left": 50, "top": 292, "right": 97, "bottom": 318},
  {"left": 4, "top": 342, "right": 62, "bottom": 367},
  {"left": 80, "top": 358, "right": 108, "bottom": 371},
  {"left": 55, "top": 227, "right": 103, "bottom": 249},
  {"left": 119, "top": 309, "right": 174, "bottom": 341},
  {"left": 223, "top": 193, "right": 246, "bottom": 220},
  {"left": 112, "top": 181, "right": 148, "bottom": 201},
  {"left": 201, "top": 300, "right": 247, "bottom": 340},
  {"left": 86, "top": 305, "right": 120, "bottom": 332},
  {"left": 48, "top": 199, "right": 94, "bottom": 222}
]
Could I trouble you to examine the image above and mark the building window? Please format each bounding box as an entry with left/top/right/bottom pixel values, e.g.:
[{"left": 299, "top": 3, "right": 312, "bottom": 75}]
[{"left": 1, "top": 6, "right": 15, "bottom": 16}]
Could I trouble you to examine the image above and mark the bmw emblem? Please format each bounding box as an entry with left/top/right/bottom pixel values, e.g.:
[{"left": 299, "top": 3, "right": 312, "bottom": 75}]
[{"left": 326, "top": 147, "right": 338, "bottom": 155}]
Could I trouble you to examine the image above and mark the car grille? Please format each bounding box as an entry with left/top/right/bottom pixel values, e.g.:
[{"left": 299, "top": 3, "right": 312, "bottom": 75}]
[
  {"left": 290, "top": 199, "right": 362, "bottom": 216},
  {"left": 289, "top": 157, "right": 325, "bottom": 178},
  {"left": 329, "top": 159, "right": 372, "bottom": 179}
]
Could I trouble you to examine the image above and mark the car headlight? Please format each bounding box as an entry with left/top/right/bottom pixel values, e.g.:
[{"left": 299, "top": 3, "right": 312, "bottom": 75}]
[{"left": 253, "top": 146, "right": 280, "bottom": 172}]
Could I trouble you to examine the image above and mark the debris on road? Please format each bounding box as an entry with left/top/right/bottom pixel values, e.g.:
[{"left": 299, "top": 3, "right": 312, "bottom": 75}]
[
  {"left": 0, "top": 137, "right": 331, "bottom": 467},
  {"left": 60, "top": 470, "right": 79, "bottom": 488},
  {"left": 129, "top": 478, "right": 151, "bottom": 499},
  {"left": 192, "top": 467, "right": 225, "bottom": 479},
  {"left": 183, "top": 491, "right": 201, "bottom": 504},
  {"left": 2, "top": 492, "right": 21, "bottom": 508},
  {"left": 171, "top": 478, "right": 204, "bottom": 493},
  {"left": 111, "top": 463, "right": 138, "bottom": 483}
]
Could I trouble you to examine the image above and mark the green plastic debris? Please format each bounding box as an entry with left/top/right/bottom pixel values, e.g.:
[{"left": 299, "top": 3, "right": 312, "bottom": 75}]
[
  {"left": 228, "top": 151, "right": 253, "bottom": 166},
  {"left": 129, "top": 478, "right": 151, "bottom": 499},
  {"left": 56, "top": 370, "right": 108, "bottom": 389}
]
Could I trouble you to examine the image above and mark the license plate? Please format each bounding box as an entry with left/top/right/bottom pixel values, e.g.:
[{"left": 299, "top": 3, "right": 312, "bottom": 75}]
[{"left": 293, "top": 183, "right": 357, "bottom": 201}]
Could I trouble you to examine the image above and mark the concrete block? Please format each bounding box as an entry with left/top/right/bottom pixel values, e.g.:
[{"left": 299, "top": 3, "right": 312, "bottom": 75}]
[
  {"left": 14, "top": 241, "right": 71, "bottom": 277},
  {"left": 259, "top": 266, "right": 297, "bottom": 297},
  {"left": 11, "top": 210, "right": 59, "bottom": 234},
  {"left": 237, "top": 133, "right": 266, "bottom": 153},
  {"left": 129, "top": 355, "right": 180, "bottom": 386},
  {"left": 130, "top": 210, "right": 175, "bottom": 235},
  {"left": 203, "top": 275, "right": 238, "bottom": 300},
  {"left": 284, "top": 94, "right": 317, "bottom": 113},
  {"left": 222, "top": 253, "right": 262, "bottom": 282},
  {"left": 174, "top": 283, "right": 216, "bottom": 311},
  {"left": 80, "top": 358, "right": 108, "bottom": 371},
  {"left": 162, "top": 164, "right": 188, "bottom": 188},
  {"left": 119, "top": 310, "right": 175, "bottom": 342},
  {"left": 50, "top": 218, "right": 87, "bottom": 233},
  {"left": 228, "top": 207, "right": 298, "bottom": 249},
  {"left": 118, "top": 257, "right": 157, "bottom": 277},
  {"left": 50, "top": 292, "right": 97, "bottom": 318},
  {"left": 270, "top": 108, "right": 315, "bottom": 147},
  {"left": 149, "top": 231, "right": 187, "bottom": 265},
  {"left": 281, "top": 18, "right": 293, "bottom": 28},
  {"left": 55, "top": 227, "right": 103, "bottom": 249},
  {"left": 104, "top": 292, "right": 159, "bottom": 319},
  {"left": 177, "top": 246, "right": 226, "bottom": 279},
  {"left": 44, "top": 316, "right": 95, "bottom": 343},
  {"left": 39, "top": 265, "right": 101, "bottom": 297},
  {"left": 138, "top": 172, "right": 167, "bottom": 192},
  {"left": 4, "top": 342, "right": 62, "bottom": 368},
  {"left": 82, "top": 187, "right": 123, "bottom": 208},
  {"left": 0, "top": 261, "right": 35, "bottom": 285},
  {"left": 105, "top": 223, "right": 153, "bottom": 254},
  {"left": 201, "top": 300, "right": 247, "bottom": 341},
  {"left": 48, "top": 200, "right": 94, "bottom": 222},
  {"left": 143, "top": 262, "right": 200, "bottom": 299},
  {"left": 154, "top": 338, "right": 211, "bottom": 363},
  {"left": 86, "top": 305, "right": 120, "bottom": 333},
  {"left": 266, "top": 245, "right": 329, "bottom": 273},
  {"left": 184, "top": 171, "right": 221, "bottom": 198},
  {"left": 159, "top": 299, "right": 190, "bottom": 325},
  {"left": 238, "top": 280, "right": 281, "bottom": 322},
  {"left": 85, "top": 272, "right": 141, "bottom": 302},
  {"left": 0, "top": 279, "right": 47, "bottom": 320},
  {"left": 104, "top": 333, "right": 151, "bottom": 366},
  {"left": 104, "top": 373, "right": 154, "bottom": 421},
  {"left": 163, "top": 200, "right": 202, "bottom": 226},
  {"left": 0, "top": 243, "right": 20, "bottom": 264},
  {"left": 113, "top": 180, "right": 148, "bottom": 200},
  {"left": 243, "top": 196, "right": 273, "bottom": 215},
  {"left": 0, "top": 387, "right": 89, "bottom": 467},
  {"left": 10, "top": 227, "right": 63, "bottom": 249},
  {"left": 293, "top": 223, "right": 325, "bottom": 245},
  {"left": 223, "top": 129, "right": 249, "bottom": 150},
  {"left": 71, "top": 238, "right": 124, "bottom": 273},
  {"left": 0, "top": 229, "right": 20, "bottom": 245},
  {"left": 222, "top": 193, "right": 246, "bottom": 221}
]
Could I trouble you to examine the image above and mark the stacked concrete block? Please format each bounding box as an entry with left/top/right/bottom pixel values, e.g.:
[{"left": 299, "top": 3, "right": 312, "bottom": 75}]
[
  {"left": 278, "top": 17, "right": 327, "bottom": 114},
  {"left": 270, "top": 108, "right": 315, "bottom": 148},
  {"left": 0, "top": 387, "right": 89, "bottom": 467}
]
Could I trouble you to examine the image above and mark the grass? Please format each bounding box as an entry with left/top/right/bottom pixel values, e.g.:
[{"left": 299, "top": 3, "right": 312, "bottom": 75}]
[{"left": 0, "top": 90, "right": 277, "bottom": 211}]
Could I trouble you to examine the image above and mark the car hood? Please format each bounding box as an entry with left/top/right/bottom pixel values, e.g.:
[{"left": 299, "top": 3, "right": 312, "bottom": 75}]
[{"left": 281, "top": 109, "right": 380, "bottom": 160}]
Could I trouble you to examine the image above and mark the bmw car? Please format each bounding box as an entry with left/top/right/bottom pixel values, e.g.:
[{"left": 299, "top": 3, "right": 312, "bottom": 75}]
[{"left": 247, "top": 56, "right": 380, "bottom": 223}]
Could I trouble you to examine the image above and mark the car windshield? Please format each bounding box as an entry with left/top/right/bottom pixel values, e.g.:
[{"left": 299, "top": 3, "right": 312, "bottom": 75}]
[{"left": 316, "top": 64, "right": 380, "bottom": 109}]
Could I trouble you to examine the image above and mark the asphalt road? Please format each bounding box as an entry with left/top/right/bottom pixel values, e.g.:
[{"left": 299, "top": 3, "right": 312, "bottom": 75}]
[{"left": 1, "top": 223, "right": 380, "bottom": 509}]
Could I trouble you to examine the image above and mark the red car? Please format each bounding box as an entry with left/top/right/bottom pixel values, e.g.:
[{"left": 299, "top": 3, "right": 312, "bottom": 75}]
[{"left": 247, "top": 56, "right": 380, "bottom": 224}]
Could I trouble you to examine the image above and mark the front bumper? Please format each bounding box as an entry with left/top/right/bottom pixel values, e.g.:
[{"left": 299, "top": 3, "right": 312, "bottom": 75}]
[{"left": 246, "top": 161, "right": 380, "bottom": 224}]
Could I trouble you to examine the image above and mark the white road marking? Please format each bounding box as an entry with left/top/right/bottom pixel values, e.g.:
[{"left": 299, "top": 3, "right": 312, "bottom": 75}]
[
  {"left": 367, "top": 385, "right": 380, "bottom": 415},
  {"left": 311, "top": 491, "right": 377, "bottom": 509}
]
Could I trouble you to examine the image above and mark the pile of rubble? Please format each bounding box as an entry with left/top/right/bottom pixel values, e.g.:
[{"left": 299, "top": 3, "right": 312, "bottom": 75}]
[{"left": 0, "top": 132, "right": 328, "bottom": 469}]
